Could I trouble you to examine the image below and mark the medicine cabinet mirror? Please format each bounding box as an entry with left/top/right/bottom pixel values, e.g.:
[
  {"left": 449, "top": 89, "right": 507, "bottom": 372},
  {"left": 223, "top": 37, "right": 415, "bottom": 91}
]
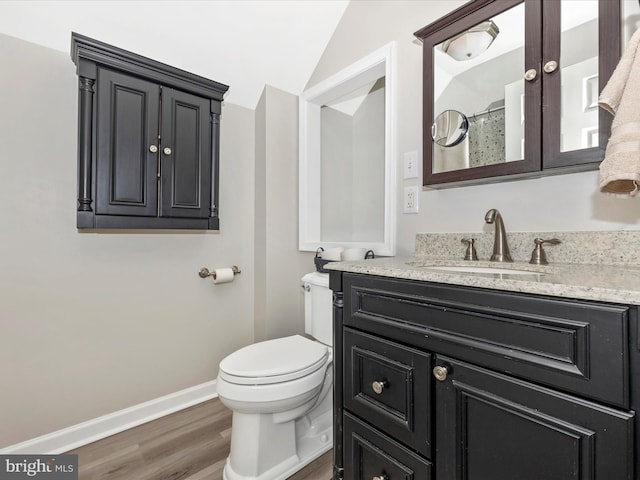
[
  {"left": 415, "top": 0, "right": 620, "bottom": 187},
  {"left": 299, "top": 43, "right": 396, "bottom": 256}
]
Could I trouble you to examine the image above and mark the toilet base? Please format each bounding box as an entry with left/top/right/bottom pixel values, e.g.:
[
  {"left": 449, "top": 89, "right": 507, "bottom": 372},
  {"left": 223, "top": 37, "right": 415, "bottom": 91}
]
[
  {"left": 222, "top": 440, "right": 331, "bottom": 480},
  {"left": 222, "top": 394, "right": 333, "bottom": 480}
]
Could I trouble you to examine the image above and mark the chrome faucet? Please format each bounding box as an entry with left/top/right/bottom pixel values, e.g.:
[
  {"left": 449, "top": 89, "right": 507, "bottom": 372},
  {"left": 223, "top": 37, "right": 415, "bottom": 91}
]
[{"left": 485, "top": 209, "right": 513, "bottom": 262}]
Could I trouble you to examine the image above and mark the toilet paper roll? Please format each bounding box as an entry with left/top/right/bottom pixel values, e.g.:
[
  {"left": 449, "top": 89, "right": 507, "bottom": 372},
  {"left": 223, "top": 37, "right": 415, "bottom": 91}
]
[{"left": 212, "top": 267, "right": 235, "bottom": 285}]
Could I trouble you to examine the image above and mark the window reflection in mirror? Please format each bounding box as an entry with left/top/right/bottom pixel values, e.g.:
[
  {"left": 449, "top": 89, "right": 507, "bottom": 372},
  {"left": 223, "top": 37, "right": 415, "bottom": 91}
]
[
  {"left": 560, "top": 1, "right": 599, "bottom": 152},
  {"left": 432, "top": 3, "right": 525, "bottom": 173},
  {"left": 320, "top": 77, "right": 385, "bottom": 242}
]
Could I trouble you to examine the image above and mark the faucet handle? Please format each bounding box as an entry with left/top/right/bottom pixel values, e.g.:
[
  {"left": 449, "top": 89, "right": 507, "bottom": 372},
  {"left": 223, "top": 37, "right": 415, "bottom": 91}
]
[
  {"left": 529, "top": 238, "right": 561, "bottom": 265},
  {"left": 461, "top": 238, "right": 479, "bottom": 261}
]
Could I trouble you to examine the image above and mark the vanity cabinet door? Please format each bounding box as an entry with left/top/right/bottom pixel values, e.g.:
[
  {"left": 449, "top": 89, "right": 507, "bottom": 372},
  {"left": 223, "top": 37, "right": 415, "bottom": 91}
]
[{"left": 434, "top": 355, "right": 634, "bottom": 480}]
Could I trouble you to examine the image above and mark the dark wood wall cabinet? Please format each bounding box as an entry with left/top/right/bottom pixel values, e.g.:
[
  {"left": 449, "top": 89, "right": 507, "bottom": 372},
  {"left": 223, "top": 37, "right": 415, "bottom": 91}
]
[
  {"left": 414, "top": 0, "right": 621, "bottom": 187},
  {"left": 71, "top": 33, "right": 229, "bottom": 229},
  {"left": 330, "top": 272, "right": 639, "bottom": 480}
]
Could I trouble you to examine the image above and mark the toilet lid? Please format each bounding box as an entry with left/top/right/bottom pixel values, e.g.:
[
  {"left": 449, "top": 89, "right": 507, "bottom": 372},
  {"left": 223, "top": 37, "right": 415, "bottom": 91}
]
[{"left": 219, "top": 335, "right": 329, "bottom": 385}]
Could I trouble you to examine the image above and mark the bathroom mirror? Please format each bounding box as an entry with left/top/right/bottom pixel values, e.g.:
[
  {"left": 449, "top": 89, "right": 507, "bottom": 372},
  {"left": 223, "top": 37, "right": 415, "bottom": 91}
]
[
  {"left": 432, "top": 110, "right": 469, "bottom": 147},
  {"left": 415, "top": 0, "right": 618, "bottom": 186},
  {"left": 432, "top": 2, "right": 526, "bottom": 174},
  {"left": 299, "top": 43, "right": 396, "bottom": 256}
]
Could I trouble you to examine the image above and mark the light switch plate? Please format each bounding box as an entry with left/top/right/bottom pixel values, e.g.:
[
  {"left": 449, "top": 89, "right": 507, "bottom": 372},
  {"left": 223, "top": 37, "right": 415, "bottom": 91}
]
[{"left": 403, "top": 150, "right": 419, "bottom": 179}]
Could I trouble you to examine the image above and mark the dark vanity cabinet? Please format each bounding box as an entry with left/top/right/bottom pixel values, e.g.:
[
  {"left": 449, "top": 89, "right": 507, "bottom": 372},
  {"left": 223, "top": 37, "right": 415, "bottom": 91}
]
[
  {"left": 330, "top": 272, "right": 638, "bottom": 480},
  {"left": 414, "top": 0, "right": 621, "bottom": 187},
  {"left": 71, "top": 33, "right": 229, "bottom": 229}
]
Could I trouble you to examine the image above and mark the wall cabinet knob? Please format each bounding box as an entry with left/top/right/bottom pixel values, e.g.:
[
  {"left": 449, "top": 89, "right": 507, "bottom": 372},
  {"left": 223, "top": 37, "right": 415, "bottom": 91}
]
[
  {"left": 149, "top": 145, "right": 158, "bottom": 153},
  {"left": 433, "top": 365, "right": 449, "bottom": 382},
  {"left": 163, "top": 147, "right": 172, "bottom": 155},
  {"left": 372, "top": 476, "right": 388, "bottom": 480},
  {"left": 524, "top": 68, "right": 537, "bottom": 81},
  {"left": 543, "top": 60, "right": 558, "bottom": 73},
  {"left": 371, "top": 380, "right": 388, "bottom": 394}
]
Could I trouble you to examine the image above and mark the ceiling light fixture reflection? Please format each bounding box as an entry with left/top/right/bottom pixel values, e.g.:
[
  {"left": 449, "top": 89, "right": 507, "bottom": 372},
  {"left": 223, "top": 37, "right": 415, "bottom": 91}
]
[{"left": 441, "top": 20, "right": 500, "bottom": 61}]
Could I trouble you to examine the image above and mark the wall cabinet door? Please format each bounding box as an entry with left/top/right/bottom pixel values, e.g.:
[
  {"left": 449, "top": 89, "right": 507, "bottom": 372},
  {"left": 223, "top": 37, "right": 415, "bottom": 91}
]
[
  {"left": 159, "top": 88, "right": 212, "bottom": 219},
  {"left": 96, "top": 68, "right": 160, "bottom": 217},
  {"left": 434, "top": 355, "right": 634, "bottom": 480}
]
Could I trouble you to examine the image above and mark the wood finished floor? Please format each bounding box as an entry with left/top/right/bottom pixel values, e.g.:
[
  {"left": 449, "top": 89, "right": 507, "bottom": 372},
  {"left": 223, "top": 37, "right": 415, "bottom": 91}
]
[{"left": 66, "top": 398, "right": 332, "bottom": 480}]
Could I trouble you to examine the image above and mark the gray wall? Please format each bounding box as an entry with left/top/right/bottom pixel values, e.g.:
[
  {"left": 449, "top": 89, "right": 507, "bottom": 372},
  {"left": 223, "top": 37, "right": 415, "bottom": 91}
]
[
  {"left": 254, "top": 85, "right": 313, "bottom": 342},
  {"left": 0, "top": 33, "right": 260, "bottom": 447}
]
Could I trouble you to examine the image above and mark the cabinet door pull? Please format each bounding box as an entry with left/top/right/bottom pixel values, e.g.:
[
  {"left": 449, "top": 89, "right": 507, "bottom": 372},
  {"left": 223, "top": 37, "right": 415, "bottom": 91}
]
[
  {"left": 163, "top": 147, "right": 172, "bottom": 155},
  {"left": 149, "top": 145, "right": 158, "bottom": 153},
  {"left": 433, "top": 365, "right": 449, "bottom": 382},
  {"left": 371, "top": 380, "right": 388, "bottom": 394},
  {"left": 372, "top": 476, "right": 388, "bottom": 480},
  {"left": 543, "top": 60, "right": 558, "bottom": 73},
  {"left": 524, "top": 68, "right": 537, "bottom": 81}
]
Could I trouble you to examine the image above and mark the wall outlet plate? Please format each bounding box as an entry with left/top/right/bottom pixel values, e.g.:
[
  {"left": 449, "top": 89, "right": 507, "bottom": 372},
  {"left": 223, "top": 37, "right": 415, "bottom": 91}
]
[
  {"left": 403, "top": 150, "right": 419, "bottom": 179},
  {"left": 403, "top": 186, "right": 419, "bottom": 214}
]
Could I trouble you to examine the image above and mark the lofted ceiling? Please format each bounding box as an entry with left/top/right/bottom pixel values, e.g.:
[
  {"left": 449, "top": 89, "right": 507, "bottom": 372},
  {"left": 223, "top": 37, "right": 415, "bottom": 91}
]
[{"left": 0, "top": 0, "right": 349, "bottom": 109}]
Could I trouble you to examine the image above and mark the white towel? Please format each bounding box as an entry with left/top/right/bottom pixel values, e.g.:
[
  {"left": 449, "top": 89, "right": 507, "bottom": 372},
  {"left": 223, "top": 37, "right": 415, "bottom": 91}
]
[{"left": 598, "top": 28, "right": 640, "bottom": 196}]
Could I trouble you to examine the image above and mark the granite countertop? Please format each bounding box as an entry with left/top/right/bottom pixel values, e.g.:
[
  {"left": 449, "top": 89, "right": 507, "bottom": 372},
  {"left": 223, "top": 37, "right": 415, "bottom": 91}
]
[
  {"left": 323, "top": 231, "right": 640, "bottom": 305},
  {"left": 325, "top": 257, "right": 640, "bottom": 305}
]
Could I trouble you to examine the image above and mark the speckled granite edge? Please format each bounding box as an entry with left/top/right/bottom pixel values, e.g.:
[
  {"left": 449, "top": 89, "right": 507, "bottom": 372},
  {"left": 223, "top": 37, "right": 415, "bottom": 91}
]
[
  {"left": 415, "top": 231, "right": 640, "bottom": 266},
  {"left": 325, "top": 256, "right": 640, "bottom": 305}
]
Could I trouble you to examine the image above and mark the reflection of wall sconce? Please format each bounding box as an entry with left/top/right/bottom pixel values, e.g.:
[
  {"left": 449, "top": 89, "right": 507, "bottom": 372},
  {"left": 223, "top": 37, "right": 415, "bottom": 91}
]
[{"left": 441, "top": 20, "right": 500, "bottom": 61}]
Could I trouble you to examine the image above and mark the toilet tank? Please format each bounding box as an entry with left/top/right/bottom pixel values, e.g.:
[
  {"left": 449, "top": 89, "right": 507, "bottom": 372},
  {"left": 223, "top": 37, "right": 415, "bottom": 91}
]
[{"left": 302, "top": 272, "right": 332, "bottom": 346}]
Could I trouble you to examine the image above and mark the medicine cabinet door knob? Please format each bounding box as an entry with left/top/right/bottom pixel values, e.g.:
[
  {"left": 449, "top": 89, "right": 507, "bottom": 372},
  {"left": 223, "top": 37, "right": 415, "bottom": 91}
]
[
  {"left": 163, "top": 147, "right": 172, "bottom": 155},
  {"left": 433, "top": 365, "right": 449, "bottom": 382},
  {"left": 149, "top": 145, "right": 158, "bottom": 153},
  {"left": 524, "top": 69, "right": 537, "bottom": 81},
  {"left": 543, "top": 60, "right": 558, "bottom": 73}
]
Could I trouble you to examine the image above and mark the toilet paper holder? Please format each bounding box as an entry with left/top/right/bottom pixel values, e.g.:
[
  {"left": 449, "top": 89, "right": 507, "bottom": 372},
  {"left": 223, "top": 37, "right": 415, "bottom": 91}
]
[{"left": 198, "top": 265, "right": 241, "bottom": 279}]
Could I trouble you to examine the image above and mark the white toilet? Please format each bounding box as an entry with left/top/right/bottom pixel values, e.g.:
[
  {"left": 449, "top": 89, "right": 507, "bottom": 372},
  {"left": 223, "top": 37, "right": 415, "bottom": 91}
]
[{"left": 217, "top": 272, "right": 333, "bottom": 480}]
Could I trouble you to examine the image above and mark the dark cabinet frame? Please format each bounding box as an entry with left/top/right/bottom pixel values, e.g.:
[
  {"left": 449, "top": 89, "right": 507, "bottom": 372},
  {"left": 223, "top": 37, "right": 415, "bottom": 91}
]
[
  {"left": 330, "top": 271, "right": 639, "bottom": 480},
  {"left": 414, "top": 0, "right": 621, "bottom": 187},
  {"left": 70, "top": 33, "right": 229, "bottom": 229}
]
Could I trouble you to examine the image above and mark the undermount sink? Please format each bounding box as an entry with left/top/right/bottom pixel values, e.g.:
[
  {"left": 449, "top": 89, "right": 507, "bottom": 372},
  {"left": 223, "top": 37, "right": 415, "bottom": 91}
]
[{"left": 417, "top": 265, "right": 545, "bottom": 276}]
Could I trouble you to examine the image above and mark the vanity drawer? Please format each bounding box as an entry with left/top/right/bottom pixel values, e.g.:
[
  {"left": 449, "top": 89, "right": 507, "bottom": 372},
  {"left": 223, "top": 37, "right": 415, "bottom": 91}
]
[
  {"left": 344, "top": 327, "right": 432, "bottom": 457},
  {"left": 344, "top": 412, "right": 432, "bottom": 480},
  {"left": 343, "top": 274, "right": 630, "bottom": 408}
]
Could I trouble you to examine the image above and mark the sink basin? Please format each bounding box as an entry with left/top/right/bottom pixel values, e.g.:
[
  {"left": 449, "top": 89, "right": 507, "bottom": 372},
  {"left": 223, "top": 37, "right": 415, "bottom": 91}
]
[{"left": 420, "top": 265, "right": 544, "bottom": 276}]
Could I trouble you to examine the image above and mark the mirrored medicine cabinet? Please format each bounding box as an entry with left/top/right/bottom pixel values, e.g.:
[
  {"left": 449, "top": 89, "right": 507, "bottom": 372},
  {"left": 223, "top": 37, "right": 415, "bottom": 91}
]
[
  {"left": 299, "top": 43, "right": 396, "bottom": 256},
  {"left": 414, "top": 0, "right": 622, "bottom": 187}
]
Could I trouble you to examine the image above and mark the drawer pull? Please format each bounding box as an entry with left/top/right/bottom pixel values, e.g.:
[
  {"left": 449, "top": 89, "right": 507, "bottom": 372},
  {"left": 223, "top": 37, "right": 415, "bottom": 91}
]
[
  {"left": 371, "top": 380, "right": 388, "bottom": 394},
  {"left": 372, "top": 476, "right": 388, "bottom": 480},
  {"left": 433, "top": 365, "right": 449, "bottom": 382}
]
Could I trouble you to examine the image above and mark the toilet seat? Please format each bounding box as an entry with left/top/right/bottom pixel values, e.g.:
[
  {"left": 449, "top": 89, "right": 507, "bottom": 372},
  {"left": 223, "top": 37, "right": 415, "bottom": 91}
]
[{"left": 219, "top": 335, "right": 329, "bottom": 385}]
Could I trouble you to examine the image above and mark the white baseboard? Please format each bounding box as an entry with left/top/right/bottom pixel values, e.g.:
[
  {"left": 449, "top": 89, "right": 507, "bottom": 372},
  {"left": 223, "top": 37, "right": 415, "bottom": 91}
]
[{"left": 0, "top": 380, "right": 218, "bottom": 455}]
